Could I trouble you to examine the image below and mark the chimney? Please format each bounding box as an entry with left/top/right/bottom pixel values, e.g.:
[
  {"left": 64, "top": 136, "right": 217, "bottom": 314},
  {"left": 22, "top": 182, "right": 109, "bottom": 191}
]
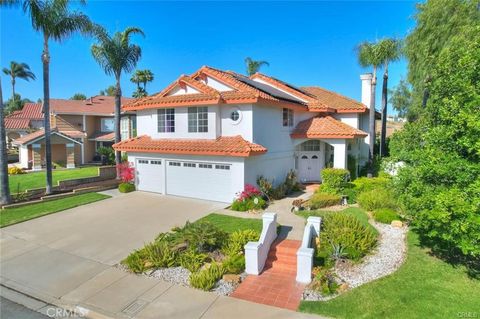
[{"left": 360, "top": 73, "right": 372, "bottom": 107}]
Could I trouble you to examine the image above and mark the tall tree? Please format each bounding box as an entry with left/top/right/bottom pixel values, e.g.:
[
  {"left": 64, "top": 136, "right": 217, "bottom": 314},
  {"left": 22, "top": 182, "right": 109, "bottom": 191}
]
[
  {"left": 389, "top": 79, "right": 413, "bottom": 119},
  {"left": 99, "top": 85, "right": 116, "bottom": 96},
  {"left": 356, "top": 41, "right": 383, "bottom": 177},
  {"left": 378, "top": 38, "right": 402, "bottom": 157},
  {"left": 130, "top": 70, "right": 142, "bottom": 90},
  {"left": 70, "top": 93, "right": 86, "bottom": 100},
  {"left": 245, "top": 57, "right": 269, "bottom": 76},
  {"left": 21, "top": 0, "right": 93, "bottom": 195},
  {"left": 405, "top": 0, "right": 479, "bottom": 111},
  {"left": 91, "top": 27, "right": 144, "bottom": 176},
  {"left": 0, "top": 77, "right": 11, "bottom": 205},
  {"left": 139, "top": 69, "right": 153, "bottom": 91},
  {"left": 4, "top": 94, "right": 33, "bottom": 114},
  {"left": 2, "top": 61, "right": 36, "bottom": 101}
]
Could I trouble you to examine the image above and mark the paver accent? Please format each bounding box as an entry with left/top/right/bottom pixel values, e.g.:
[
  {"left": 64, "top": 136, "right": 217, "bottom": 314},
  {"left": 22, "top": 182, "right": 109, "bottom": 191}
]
[{"left": 232, "top": 239, "right": 305, "bottom": 311}]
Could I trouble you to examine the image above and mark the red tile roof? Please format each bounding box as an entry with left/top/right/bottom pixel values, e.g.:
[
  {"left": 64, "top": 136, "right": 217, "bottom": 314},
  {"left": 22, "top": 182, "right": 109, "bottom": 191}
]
[
  {"left": 113, "top": 135, "right": 267, "bottom": 157},
  {"left": 291, "top": 115, "right": 368, "bottom": 139},
  {"left": 13, "top": 128, "right": 85, "bottom": 145},
  {"left": 300, "top": 87, "right": 367, "bottom": 112},
  {"left": 89, "top": 131, "right": 115, "bottom": 142},
  {"left": 4, "top": 118, "right": 31, "bottom": 129},
  {"left": 49, "top": 96, "right": 134, "bottom": 115}
]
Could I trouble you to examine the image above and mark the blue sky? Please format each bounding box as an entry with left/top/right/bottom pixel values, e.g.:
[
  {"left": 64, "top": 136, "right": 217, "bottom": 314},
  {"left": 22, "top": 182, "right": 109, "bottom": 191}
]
[{"left": 1, "top": 1, "right": 416, "bottom": 114}]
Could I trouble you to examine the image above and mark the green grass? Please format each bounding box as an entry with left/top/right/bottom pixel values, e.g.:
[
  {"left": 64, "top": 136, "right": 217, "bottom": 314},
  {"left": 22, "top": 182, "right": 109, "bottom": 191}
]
[
  {"left": 299, "top": 231, "right": 480, "bottom": 318},
  {"left": 297, "top": 207, "right": 378, "bottom": 235},
  {"left": 9, "top": 166, "right": 100, "bottom": 193},
  {"left": 0, "top": 193, "right": 111, "bottom": 227},
  {"left": 195, "top": 213, "right": 262, "bottom": 234}
]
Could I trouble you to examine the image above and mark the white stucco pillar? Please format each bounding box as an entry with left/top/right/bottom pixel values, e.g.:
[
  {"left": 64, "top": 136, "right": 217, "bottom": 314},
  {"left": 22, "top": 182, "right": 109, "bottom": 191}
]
[
  {"left": 360, "top": 73, "right": 372, "bottom": 107},
  {"left": 330, "top": 139, "right": 347, "bottom": 169}
]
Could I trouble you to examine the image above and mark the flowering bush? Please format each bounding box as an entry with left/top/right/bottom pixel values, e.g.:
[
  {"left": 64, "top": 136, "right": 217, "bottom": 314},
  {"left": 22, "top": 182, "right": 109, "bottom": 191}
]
[
  {"left": 117, "top": 162, "right": 135, "bottom": 183},
  {"left": 236, "top": 184, "right": 262, "bottom": 201},
  {"left": 231, "top": 184, "right": 266, "bottom": 212}
]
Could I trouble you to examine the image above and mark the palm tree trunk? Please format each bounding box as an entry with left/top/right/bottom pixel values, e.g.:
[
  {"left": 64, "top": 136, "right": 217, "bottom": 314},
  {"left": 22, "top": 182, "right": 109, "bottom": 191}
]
[
  {"left": 114, "top": 76, "right": 122, "bottom": 179},
  {"left": 367, "top": 68, "right": 377, "bottom": 178},
  {"left": 380, "top": 69, "right": 388, "bottom": 157},
  {"left": 43, "top": 35, "right": 53, "bottom": 195},
  {"left": 11, "top": 77, "right": 16, "bottom": 101},
  {"left": 0, "top": 77, "right": 11, "bottom": 205}
]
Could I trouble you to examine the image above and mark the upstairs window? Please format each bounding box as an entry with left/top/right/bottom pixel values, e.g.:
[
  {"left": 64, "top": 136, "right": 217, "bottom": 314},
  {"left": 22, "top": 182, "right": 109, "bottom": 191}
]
[
  {"left": 101, "top": 118, "right": 114, "bottom": 132},
  {"left": 158, "top": 108, "right": 175, "bottom": 133},
  {"left": 188, "top": 106, "right": 208, "bottom": 133},
  {"left": 282, "top": 108, "right": 294, "bottom": 127}
]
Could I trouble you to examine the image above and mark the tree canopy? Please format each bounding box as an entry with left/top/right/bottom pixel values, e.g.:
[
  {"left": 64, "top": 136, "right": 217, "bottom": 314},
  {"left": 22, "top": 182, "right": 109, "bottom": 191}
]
[
  {"left": 245, "top": 57, "right": 269, "bottom": 76},
  {"left": 70, "top": 93, "right": 86, "bottom": 100}
]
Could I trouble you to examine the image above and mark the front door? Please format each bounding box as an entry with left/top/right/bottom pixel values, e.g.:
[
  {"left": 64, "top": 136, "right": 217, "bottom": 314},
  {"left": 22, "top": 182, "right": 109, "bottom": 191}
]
[{"left": 298, "top": 153, "right": 321, "bottom": 182}]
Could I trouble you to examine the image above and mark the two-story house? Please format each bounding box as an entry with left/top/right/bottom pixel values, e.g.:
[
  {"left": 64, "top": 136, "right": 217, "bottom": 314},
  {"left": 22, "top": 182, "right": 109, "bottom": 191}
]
[
  {"left": 13, "top": 95, "right": 135, "bottom": 170},
  {"left": 114, "top": 66, "right": 374, "bottom": 203}
]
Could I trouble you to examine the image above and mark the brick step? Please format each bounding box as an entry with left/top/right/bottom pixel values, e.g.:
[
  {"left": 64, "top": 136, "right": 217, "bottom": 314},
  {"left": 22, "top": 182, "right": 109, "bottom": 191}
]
[
  {"left": 268, "top": 249, "right": 298, "bottom": 260},
  {"left": 269, "top": 244, "right": 300, "bottom": 254},
  {"left": 265, "top": 260, "right": 297, "bottom": 272},
  {"left": 263, "top": 264, "right": 297, "bottom": 276},
  {"left": 266, "top": 256, "right": 297, "bottom": 266}
]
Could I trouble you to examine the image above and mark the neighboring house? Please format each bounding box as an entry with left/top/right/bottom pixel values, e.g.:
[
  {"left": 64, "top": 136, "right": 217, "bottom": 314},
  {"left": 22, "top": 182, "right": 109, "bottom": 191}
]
[
  {"left": 114, "top": 66, "right": 375, "bottom": 203},
  {"left": 4, "top": 103, "right": 44, "bottom": 147},
  {"left": 12, "top": 96, "right": 135, "bottom": 170}
]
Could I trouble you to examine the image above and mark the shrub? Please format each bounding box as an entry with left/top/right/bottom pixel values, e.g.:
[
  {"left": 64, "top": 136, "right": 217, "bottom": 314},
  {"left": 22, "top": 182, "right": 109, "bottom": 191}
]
[
  {"left": 373, "top": 208, "right": 400, "bottom": 224},
  {"left": 8, "top": 167, "right": 25, "bottom": 175},
  {"left": 230, "top": 196, "right": 266, "bottom": 212},
  {"left": 256, "top": 175, "right": 273, "bottom": 199},
  {"left": 237, "top": 184, "right": 262, "bottom": 201},
  {"left": 122, "top": 249, "right": 147, "bottom": 273},
  {"left": 222, "top": 254, "right": 245, "bottom": 274},
  {"left": 256, "top": 171, "right": 301, "bottom": 201},
  {"left": 309, "top": 192, "right": 341, "bottom": 209},
  {"left": 222, "top": 229, "right": 259, "bottom": 257},
  {"left": 321, "top": 168, "right": 350, "bottom": 194},
  {"left": 189, "top": 262, "right": 225, "bottom": 291},
  {"left": 143, "top": 241, "right": 177, "bottom": 268},
  {"left": 357, "top": 189, "right": 397, "bottom": 211},
  {"left": 117, "top": 161, "right": 135, "bottom": 183},
  {"left": 353, "top": 176, "right": 391, "bottom": 194},
  {"left": 97, "top": 146, "right": 115, "bottom": 165},
  {"left": 169, "top": 221, "right": 228, "bottom": 253},
  {"left": 319, "top": 213, "right": 377, "bottom": 261},
  {"left": 118, "top": 182, "right": 135, "bottom": 193},
  {"left": 179, "top": 249, "right": 208, "bottom": 272},
  {"left": 309, "top": 267, "right": 339, "bottom": 295}
]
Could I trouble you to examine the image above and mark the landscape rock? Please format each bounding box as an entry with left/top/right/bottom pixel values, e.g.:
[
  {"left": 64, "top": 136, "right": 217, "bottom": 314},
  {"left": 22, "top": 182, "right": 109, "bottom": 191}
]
[
  {"left": 222, "top": 274, "right": 241, "bottom": 283},
  {"left": 391, "top": 220, "right": 403, "bottom": 228}
]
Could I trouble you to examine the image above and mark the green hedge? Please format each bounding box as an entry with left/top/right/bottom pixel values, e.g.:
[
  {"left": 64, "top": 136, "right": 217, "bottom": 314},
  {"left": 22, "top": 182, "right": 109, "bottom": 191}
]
[
  {"left": 309, "top": 192, "right": 341, "bottom": 209},
  {"left": 119, "top": 182, "right": 135, "bottom": 193},
  {"left": 321, "top": 168, "right": 350, "bottom": 194},
  {"left": 374, "top": 208, "right": 400, "bottom": 224}
]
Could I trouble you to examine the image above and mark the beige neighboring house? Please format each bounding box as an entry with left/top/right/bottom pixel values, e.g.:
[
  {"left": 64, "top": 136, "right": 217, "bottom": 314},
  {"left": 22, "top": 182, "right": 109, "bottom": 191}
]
[{"left": 12, "top": 96, "right": 135, "bottom": 170}]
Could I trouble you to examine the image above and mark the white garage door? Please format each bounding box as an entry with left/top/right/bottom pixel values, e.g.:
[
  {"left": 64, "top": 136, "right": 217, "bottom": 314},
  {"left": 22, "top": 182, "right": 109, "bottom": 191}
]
[
  {"left": 136, "top": 158, "right": 165, "bottom": 193},
  {"left": 166, "top": 160, "right": 233, "bottom": 203}
]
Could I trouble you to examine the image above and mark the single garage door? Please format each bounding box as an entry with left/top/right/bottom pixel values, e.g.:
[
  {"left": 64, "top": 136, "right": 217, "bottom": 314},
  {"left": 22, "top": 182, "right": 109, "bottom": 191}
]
[
  {"left": 136, "top": 158, "right": 165, "bottom": 193},
  {"left": 166, "top": 160, "right": 233, "bottom": 203}
]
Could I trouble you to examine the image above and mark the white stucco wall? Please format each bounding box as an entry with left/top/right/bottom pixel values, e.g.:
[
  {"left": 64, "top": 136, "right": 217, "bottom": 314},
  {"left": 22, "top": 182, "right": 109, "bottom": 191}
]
[
  {"left": 19, "top": 145, "right": 29, "bottom": 169},
  {"left": 168, "top": 85, "right": 200, "bottom": 96},
  {"left": 136, "top": 105, "right": 219, "bottom": 139},
  {"left": 333, "top": 113, "right": 359, "bottom": 129},
  {"left": 219, "top": 104, "right": 254, "bottom": 141}
]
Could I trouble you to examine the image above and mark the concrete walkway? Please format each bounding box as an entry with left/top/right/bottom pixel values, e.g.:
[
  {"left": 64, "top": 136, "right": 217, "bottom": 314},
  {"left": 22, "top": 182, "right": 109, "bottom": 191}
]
[{"left": 0, "top": 192, "right": 322, "bottom": 319}]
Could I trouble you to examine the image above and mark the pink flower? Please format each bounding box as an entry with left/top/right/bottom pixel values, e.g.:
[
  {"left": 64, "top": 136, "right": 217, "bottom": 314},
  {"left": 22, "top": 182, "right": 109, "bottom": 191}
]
[
  {"left": 237, "top": 184, "right": 261, "bottom": 201},
  {"left": 117, "top": 162, "right": 135, "bottom": 183}
]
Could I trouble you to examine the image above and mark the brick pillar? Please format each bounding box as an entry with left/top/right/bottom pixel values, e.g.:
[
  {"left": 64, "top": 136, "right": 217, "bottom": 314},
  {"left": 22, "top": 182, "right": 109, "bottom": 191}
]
[
  {"left": 32, "top": 144, "right": 42, "bottom": 170},
  {"left": 66, "top": 143, "right": 75, "bottom": 168}
]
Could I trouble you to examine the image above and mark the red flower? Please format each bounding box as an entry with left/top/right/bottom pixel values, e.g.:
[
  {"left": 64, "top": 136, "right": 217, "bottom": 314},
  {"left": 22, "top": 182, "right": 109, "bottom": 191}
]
[
  {"left": 117, "top": 162, "right": 135, "bottom": 183},
  {"left": 237, "top": 184, "right": 261, "bottom": 201}
]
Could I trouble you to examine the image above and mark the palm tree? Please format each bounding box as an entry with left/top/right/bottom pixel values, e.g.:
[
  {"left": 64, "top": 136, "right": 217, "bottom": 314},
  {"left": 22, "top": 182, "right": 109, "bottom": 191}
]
[
  {"left": 91, "top": 27, "right": 144, "bottom": 177},
  {"left": 378, "top": 38, "right": 402, "bottom": 157},
  {"left": 0, "top": 77, "right": 11, "bottom": 205},
  {"left": 356, "top": 41, "right": 383, "bottom": 177},
  {"left": 21, "top": 0, "right": 94, "bottom": 194},
  {"left": 140, "top": 69, "right": 153, "bottom": 91},
  {"left": 245, "top": 57, "right": 269, "bottom": 76},
  {"left": 2, "top": 61, "right": 36, "bottom": 101},
  {"left": 130, "top": 70, "right": 142, "bottom": 90}
]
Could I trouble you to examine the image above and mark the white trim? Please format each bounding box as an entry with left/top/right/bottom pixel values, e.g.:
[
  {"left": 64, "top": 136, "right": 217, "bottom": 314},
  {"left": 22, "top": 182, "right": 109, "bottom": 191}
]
[
  {"left": 81, "top": 138, "right": 85, "bottom": 164},
  {"left": 21, "top": 131, "right": 83, "bottom": 146}
]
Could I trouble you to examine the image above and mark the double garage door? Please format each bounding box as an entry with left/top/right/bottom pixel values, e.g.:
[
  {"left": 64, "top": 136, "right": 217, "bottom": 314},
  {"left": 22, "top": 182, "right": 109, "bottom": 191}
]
[{"left": 136, "top": 158, "right": 233, "bottom": 203}]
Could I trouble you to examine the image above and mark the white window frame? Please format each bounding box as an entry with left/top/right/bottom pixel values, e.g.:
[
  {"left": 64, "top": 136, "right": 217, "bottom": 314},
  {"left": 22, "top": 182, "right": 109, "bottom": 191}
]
[
  {"left": 101, "top": 118, "right": 114, "bottom": 132},
  {"left": 188, "top": 106, "right": 208, "bottom": 133},
  {"left": 282, "top": 108, "right": 294, "bottom": 127},
  {"left": 158, "top": 108, "right": 175, "bottom": 133}
]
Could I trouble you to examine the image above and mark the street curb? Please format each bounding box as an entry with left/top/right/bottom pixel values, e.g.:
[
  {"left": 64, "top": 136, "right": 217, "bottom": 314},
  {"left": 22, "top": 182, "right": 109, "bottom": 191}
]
[{"left": 0, "top": 283, "right": 116, "bottom": 319}]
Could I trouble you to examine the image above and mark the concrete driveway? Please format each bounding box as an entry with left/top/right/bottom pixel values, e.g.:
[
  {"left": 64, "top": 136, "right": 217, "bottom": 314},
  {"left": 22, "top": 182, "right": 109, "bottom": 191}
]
[{"left": 0, "top": 192, "right": 321, "bottom": 319}]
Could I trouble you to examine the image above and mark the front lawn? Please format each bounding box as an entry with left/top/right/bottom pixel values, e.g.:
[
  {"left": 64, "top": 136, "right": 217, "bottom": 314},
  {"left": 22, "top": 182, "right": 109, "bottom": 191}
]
[
  {"left": 0, "top": 192, "right": 111, "bottom": 227},
  {"left": 195, "top": 213, "right": 263, "bottom": 233},
  {"left": 9, "top": 166, "right": 100, "bottom": 193},
  {"left": 299, "top": 231, "right": 480, "bottom": 318}
]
